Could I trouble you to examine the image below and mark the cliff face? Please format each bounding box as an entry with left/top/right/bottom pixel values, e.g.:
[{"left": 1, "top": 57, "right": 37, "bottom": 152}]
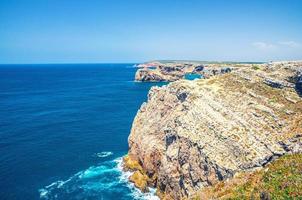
[
  {"left": 134, "top": 62, "right": 235, "bottom": 82},
  {"left": 127, "top": 61, "right": 302, "bottom": 199},
  {"left": 135, "top": 67, "right": 183, "bottom": 82}
]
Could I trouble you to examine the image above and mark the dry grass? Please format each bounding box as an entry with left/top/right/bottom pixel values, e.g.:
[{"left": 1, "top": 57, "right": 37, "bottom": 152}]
[{"left": 194, "top": 154, "right": 302, "bottom": 200}]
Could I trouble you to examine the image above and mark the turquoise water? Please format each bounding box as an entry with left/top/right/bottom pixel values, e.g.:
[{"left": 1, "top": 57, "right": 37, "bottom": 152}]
[
  {"left": 184, "top": 73, "right": 203, "bottom": 80},
  {"left": 0, "top": 64, "right": 164, "bottom": 200}
]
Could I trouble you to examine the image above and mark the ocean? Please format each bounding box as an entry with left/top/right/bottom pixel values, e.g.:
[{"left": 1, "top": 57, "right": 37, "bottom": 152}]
[{"left": 0, "top": 64, "right": 164, "bottom": 200}]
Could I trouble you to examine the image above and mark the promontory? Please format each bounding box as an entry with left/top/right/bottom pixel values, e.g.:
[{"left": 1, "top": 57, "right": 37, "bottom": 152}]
[{"left": 124, "top": 61, "right": 302, "bottom": 199}]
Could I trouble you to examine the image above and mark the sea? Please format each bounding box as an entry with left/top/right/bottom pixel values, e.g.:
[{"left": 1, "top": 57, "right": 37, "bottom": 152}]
[{"left": 0, "top": 64, "right": 165, "bottom": 200}]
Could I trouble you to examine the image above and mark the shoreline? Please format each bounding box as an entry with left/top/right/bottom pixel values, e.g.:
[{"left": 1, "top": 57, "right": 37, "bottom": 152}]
[
  {"left": 39, "top": 155, "right": 160, "bottom": 200},
  {"left": 126, "top": 60, "right": 302, "bottom": 199},
  {"left": 118, "top": 157, "right": 160, "bottom": 200}
]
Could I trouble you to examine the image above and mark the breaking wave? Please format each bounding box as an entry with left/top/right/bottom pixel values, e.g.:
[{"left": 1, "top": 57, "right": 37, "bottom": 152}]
[
  {"left": 94, "top": 151, "right": 113, "bottom": 158},
  {"left": 39, "top": 157, "right": 159, "bottom": 200}
]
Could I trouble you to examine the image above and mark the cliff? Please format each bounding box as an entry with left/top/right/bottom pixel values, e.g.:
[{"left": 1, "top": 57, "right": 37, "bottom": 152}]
[
  {"left": 134, "top": 61, "right": 258, "bottom": 82},
  {"left": 125, "top": 61, "right": 302, "bottom": 199}
]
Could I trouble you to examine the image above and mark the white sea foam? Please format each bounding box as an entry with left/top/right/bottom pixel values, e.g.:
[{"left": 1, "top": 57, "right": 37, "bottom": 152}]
[
  {"left": 94, "top": 151, "right": 113, "bottom": 158},
  {"left": 39, "top": 189, "right": 48, "bottom": 198},
  {"left": 115, "top": 157, "right": 160, "bottom": 200},
  {"left": 39, "top": 156, "right": 159, "bottom": 200},
  {"left": 79, "top": 165, "right": 118, "bottom": 179}
]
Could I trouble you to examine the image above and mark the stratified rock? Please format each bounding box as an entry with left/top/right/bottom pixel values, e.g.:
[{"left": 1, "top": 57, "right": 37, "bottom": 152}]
[
  {"left": 134, "top": 61, "right": 237, "bottom": 82},
  {"left": 263, "top": 78, "right": 294, "bottom": 88},
  {"left": 202, "top": 67, "right": 232, "bottom": 78},
  {"left": 127, "top": 61, "right": 302, "bottom": 199},
  {"left": 135, "top": 68, "right": 172, "bottom": 82}
]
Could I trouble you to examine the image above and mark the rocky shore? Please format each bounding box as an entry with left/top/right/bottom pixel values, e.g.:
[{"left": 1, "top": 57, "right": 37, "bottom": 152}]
[
  {"left": 134, "top": 61, "right": 261, "bottom": 82},
  {"left": 124, "top": 61, "right": 302, "bottom": 199}
]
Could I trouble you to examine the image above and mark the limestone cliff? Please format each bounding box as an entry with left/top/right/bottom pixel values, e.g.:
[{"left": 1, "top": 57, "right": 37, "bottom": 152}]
[
  {"left": 134, "top": 61, "right": 236, "bottom": 82},
  {"left": 126, "top": 61, "right": 302, "bottom": 199}
]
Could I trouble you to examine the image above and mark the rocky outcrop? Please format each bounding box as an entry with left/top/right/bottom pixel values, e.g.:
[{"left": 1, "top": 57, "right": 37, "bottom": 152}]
[
  {"left": 134, "top": 61, "right": 239, "bottom": 82},
  {"left": 135, "top": 67, "right": 183, "bottom": 82},
  {"left": 263, "top": 78, "right": 294, "bottom": 88},
  {"left": 295, "top": 66, "right": 302, "bottom": 96},
  {"left": 126, "top": 61, "right": 302, "bottom": 199}
]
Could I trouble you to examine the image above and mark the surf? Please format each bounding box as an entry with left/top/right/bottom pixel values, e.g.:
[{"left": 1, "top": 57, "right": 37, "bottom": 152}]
[{"left": 39, "top": 157, "right": 159, "bottom": 200}]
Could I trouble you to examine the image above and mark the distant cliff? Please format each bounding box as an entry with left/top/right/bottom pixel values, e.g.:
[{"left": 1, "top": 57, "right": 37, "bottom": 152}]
[
  {"left": 134, "top": 61, "right": 257, "bottom": 82},
  {"left": 125, "top": 61, "right": 302, "bottom": 199}
]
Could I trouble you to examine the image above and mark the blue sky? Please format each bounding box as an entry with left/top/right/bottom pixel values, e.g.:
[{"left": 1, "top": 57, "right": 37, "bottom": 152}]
[{"left": 0, "top": 0, "right": 302, "bottom": 63}]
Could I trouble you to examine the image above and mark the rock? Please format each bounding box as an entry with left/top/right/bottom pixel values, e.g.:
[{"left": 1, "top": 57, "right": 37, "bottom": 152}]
[
  {"left": 135, "top": 68, "right": 171, "bottom": 82},
  {"left": 123, "top": 154, "right": 143, "bottom": 172},
  {"left": 263, "top": 78, "right": 294, "bottom": 88},
  {"left": 126, "top": 61, "right": 302, "bottom": 199},
  {"left": 296, "top": 68, "right": 302, "bottom": 96},
  {"left": 134, "top": 61, "right": 237, "bottom": 82},
  {"left": 129, "top": 171, "right": 149, "bottom": 192},
  {"left": 193, "top": 65, "right": 205, "bottom": 72},
  {"left": 221, "top": 67, "right": 232, "bottom": 74},
  {"left": 260, "top": 191, "right": 271, "bottom": 200}
]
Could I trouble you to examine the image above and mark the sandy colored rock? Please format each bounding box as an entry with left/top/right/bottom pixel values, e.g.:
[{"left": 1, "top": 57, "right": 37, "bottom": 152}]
[
  {"left": 123, "top": 154, "right": 143, "bottom": 172},
  {"left": 134, "top": 61, "right": 237, "bottom": 82},
  {"left": 129, "top": 171, "right": 149, "bottom": 192},
  {"left": 126, "top": 61, "right": 302, "bottom": 199}
]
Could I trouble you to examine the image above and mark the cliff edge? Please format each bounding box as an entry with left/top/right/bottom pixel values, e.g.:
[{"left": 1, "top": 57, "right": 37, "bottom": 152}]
[
  {"left": 126, "top": 61, "right": 302, "bottom": 199},
  {"left": 134, "top": 61, "right": 236, "bottom": 82}
]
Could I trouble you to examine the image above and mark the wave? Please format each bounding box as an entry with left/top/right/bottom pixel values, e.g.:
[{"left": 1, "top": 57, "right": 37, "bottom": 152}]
[
  {"left": 94, "top": 151, "right": 113, "bottom": 158},
  {"left": 116, "top": 158, "right": 159, "bottom": 200},
  {"left": 39, "top": 157, "right": 159, "bottom": 200}
]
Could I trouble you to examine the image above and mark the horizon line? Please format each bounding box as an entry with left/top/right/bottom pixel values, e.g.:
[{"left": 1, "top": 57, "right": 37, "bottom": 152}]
[
  {"left": 0, "top": 60, "right": 268, "bottom": 65},
  {"left": 1, "top": 59, "right": 302, "bottom": 65}
]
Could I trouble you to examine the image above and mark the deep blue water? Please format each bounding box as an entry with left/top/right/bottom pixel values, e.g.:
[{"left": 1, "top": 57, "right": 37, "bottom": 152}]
[{"left": 0, "top": 64, "right": 164, "bottom": 200}]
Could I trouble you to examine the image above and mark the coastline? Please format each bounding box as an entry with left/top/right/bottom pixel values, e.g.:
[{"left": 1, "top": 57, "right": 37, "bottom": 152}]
[
  {"left": 39, "top": 155, "right": 160, "bottom": 200},
  {"left": 125, "top": 60, "right": 302, "bottom": 199}
]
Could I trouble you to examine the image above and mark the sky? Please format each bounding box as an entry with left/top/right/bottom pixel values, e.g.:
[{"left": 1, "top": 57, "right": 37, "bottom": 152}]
[{"left": 0, "top": 0, "right": 302, "bottom": 63}]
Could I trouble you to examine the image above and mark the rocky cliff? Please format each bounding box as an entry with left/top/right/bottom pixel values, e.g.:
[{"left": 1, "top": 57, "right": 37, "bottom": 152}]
[
  {"left": 134, "top": 61, "right": 237, "bottom": 82},
  {"left": 125, "top": 61, "right": 302, "bottom": 199}
]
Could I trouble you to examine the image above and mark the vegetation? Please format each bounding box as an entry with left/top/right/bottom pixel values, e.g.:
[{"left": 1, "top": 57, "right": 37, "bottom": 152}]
[
  {"left": 195, "top": 154, "right": 302, "bottom": 200},
  {"left": 252, "top": 65, "right": 261, "bottom": 70}
]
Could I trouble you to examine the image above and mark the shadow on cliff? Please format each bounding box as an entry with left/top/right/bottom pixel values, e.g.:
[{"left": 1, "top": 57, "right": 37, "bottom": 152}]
[
  {"left": 295, "top": 83, "right": 302, "bottom": 97},
  {"left": 294, "top": 72, "right": 302, "bottom": 98}
]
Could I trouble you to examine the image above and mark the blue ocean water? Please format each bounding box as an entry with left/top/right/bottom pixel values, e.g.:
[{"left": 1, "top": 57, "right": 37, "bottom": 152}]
[
  {"left": 184, "top": 73, "right": 203, "bottom": 80},
  {"left": 0, "top": 64, "right": 164, "bottom": 200}
]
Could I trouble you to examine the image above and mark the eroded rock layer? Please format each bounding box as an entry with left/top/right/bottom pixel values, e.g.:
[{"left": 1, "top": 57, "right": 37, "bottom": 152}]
[
  {"left": 127, "top": 61, "right": 302, "bottom": 199},
  {"left": 134, "top": 61, "right": 237, "bottom": 82}
]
